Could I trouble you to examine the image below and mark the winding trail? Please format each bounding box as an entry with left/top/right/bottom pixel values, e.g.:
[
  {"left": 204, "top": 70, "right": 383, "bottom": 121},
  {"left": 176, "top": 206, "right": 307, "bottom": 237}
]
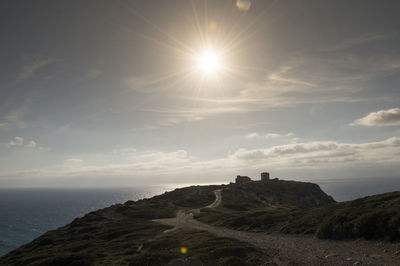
[{"left": 154, "top": 190, "right": 400, "bottom": 265}]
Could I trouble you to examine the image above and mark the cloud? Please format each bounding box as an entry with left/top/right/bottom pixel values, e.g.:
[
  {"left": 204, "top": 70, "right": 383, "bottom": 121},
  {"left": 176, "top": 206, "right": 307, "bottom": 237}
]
[
  {"left": 123, "top": 45, "right": 400, "bottom": 130},
  {"left": 17, "top": 58, "right": 56, "bottom": 81},
  {"left": 7, "top": 136, "right": 24, "bottom": 147},
  {"left": 235, "top": 53, "right": 400, "bottom": 113},
  {"left": 85, "top": 67, "right": 102, "bottom": 79},
  {"left": 135, "top": 150, "right": 192, "bottom": 166},
  {"left": 351, "top": 108, "right": 400, "bottom": 127},
  {"left": 126, "top": 73, "right": 184, "bottom": 93},
  {"left": 246, "top": 132, "right": 295, "bottom": 139},
  {"left": 130, "top": 125, "right": 159, "bottom": 132},
  {"left": 6, "top": 137, "right": 42, "bottom": 149},
  {"left": 325, "top": 34, "right": 387, "bottom": 52},
  {"left": 65, "top": 158, "right": 84, "bottom": 166},
  {"left": 246, "top": 132, "right": 260, "bottom": 139},
  {"left": 8, "top": 149, "right": 195, "bottom": 178},
  {"left": 130, "top": 106, "right": 244, "bottom": 131},
  {"left": 24, "top": 140, "right": 37, "bottom": 148},
  {"left": 0, "top": 108, "right": 27, "bottom": 129},
  {"left": 204, "top": 55, "right": 380, "bottom": 116},
  {"left": 2, "top": 137, "right": 399, "bottom": 183},
  {"left": 267, "top": 66, "right": 316, "bottom": 87},
  {"left": 228, "top": 137, "right": 400, "bottom": 168}
]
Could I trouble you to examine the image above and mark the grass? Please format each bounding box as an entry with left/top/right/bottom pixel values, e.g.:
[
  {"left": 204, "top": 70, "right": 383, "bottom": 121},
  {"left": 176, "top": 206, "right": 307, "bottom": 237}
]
[
  {"left": 129, "top": 230, "right": 269, "bottom": 266},
  {"left": 314, "top": 191, "right": 400, "bottom": 240},
  {"left": 220, "top": 180, "right": 335, "bottom": 211},
  {"left": 197, "top": 188, "right": 400, "bottom": 241},
  {"left": 0, "top": 184, "right": 270, "bottom": 265},
  {"left": 1, "top": 218, "right": 269, "bottom": 265}
]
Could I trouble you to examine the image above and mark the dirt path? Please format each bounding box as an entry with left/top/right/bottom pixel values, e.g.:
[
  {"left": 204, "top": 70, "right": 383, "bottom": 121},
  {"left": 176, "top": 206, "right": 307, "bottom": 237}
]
[
  {"left": 154, "top": 190, "right": 400, "bottom": 265},
  {"left": 204, "top": 189, "right": 222, "bottom": 209}
]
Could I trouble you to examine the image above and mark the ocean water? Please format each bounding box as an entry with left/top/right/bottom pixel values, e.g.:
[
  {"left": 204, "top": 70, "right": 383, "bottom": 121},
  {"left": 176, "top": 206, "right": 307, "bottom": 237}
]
[
  {"left": 0, "top": 186, "right": 172, "bottom": 256},
  {"left": 1, "top": 178, "right": 399, "bottom": 257},
  {"left": 312, "top": 177, "right": 400, "bottom": 202}
]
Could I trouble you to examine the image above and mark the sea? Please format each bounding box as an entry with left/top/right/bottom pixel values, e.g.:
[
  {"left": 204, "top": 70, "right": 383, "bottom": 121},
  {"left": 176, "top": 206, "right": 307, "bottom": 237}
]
[
  {"left": 0, "top": 186, "right": 174, "bottom": 256},
  {"left": 0, "top": 177, "right": 399, "bottom": 256}
]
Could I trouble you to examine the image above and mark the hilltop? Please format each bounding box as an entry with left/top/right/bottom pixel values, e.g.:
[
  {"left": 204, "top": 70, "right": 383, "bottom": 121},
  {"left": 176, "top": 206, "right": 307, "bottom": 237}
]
[{"left": 1, "top": 178, "right": 399, "bottom": 265}]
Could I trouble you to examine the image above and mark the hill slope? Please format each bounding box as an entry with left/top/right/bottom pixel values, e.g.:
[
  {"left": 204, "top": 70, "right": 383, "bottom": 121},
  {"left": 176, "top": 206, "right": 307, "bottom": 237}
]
[
  {"left": 1, "top": 179, "right": 398, "bottom": 265},
  {"left": 0, "top": 185, "right": 270, "bottom": 266},
  {"left": 197, "top": 182, "right": 400, "bottom": 241},
  {"left": 220, "top": 179, "right": 335, "bottom": 210}
]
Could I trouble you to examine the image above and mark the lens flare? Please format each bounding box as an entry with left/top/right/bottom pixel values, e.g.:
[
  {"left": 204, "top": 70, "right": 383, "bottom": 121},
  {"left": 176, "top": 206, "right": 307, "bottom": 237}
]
[
  {"left": 209, "top": 21, "right": 218, "bottom": 32},
  {"left": 180, "top": 246, "right": 188, "bottom": 254},
  {"left": 236, "top": 0, "right": 251, "bottom": 11}
]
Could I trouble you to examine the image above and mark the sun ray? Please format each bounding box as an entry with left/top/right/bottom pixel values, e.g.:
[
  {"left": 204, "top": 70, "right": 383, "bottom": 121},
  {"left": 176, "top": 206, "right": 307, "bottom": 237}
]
[
  {"left": 190, "top": 0, "right": 207, "bottom": 47},
  {"left": 114, "top": 0, "right": 280, "bottom": 105},
  {"left": 110, "top": 21, "right": 194, "bottom": 59},
  {"left": 220, "top": 1, "right": 278, "bottom": 55},
  {"left": 118, "top": 2, "right": 196, "bottom": 55}
]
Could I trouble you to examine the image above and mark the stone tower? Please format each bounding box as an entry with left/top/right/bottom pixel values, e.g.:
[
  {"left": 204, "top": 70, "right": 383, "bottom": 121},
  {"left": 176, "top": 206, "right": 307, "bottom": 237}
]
[{"left": 261, "top": 172, "right": 270, "bottom": 181}]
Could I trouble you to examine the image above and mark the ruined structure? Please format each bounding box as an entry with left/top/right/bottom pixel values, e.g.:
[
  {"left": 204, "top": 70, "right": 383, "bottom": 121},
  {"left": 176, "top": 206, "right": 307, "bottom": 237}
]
[
  {"left": 261, "top": 172, "right": 270, "bottom": 181},
  {"left": 235, "top": 175, "right": 251, "bottom": 184}
]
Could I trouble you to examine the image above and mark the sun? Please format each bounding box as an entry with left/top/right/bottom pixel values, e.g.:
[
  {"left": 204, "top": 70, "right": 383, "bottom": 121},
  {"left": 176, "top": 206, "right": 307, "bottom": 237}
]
[{"left": 196, "top": 50, "right": 222, "bottom": 74}]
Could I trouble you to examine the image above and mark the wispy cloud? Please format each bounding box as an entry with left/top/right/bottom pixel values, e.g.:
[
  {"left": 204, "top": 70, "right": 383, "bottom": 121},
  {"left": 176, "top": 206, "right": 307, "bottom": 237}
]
[
  {"left": 7, "top": 136, "right": 24, "bottom": 147},
  {"left": 65, "top": 158, "right": 85, "bottom": 166},
  {"left": 17, "top": 57, "right": 57, "bottom": 81},
  {"left": 267, "top": 66, "right": 316, "bottom": 87},
  {"left": 351, "top": 108, "right": 400, "bottom": 127},
  {"left": 0, "top": 149, "right": 194, "bottom": 179},
  {"left": 227, "top": 136, "right": 400, "bottom": 168},
  {"left": 126, "top": 48, "right": 400, "bottom": 131},
  {"left": 6, "top": 136, "right": 43, "bottom": 149},
  {"left": 129, "top": 54, "right": 400, "bottom": 130},
  {"left": 24, "top": 140, "right": 37, "bottom": 148},
  {"left": 246, "top": 132, "right": 295, "bottom": 139},
  {"left": 85, "top": 67, "right": 102, "bottom": 80},
  {"left": 0, "top": 109, "right": 27, "bottom": 129},
  {"left": 325, "top": 34, "right": 388, "bottom": 52},
  {"left": 130, "top": 106, "right": 245, "bottom": 131},
  {"left": 116, "top": 32, "right": 400, "bottom": 131}
]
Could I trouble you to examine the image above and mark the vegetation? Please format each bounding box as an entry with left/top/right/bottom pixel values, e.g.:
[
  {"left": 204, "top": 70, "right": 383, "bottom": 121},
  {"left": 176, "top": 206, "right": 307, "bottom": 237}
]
[
  {"left": 0, "top": 185, "right": 269, "bottom": 265},
  {"left": 1, "top": 180, "right": 399, "bottom": 265},
  {"left": 197, "top": 184, "right": 400, "bottom": 241},
  {"left": 129, "top": 230, "right": 269, "bottom": 266},
  {"left": 220, "top": 180, "right": 335, "bottom": 210},
  {"left": 315, "top": 191, "right": 400, "bottom": 240}
]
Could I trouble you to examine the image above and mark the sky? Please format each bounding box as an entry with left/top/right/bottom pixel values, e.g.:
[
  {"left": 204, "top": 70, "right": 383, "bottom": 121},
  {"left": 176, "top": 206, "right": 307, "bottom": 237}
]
[{"left": 1, "top": 0, "right": 400, "bottom": 188}]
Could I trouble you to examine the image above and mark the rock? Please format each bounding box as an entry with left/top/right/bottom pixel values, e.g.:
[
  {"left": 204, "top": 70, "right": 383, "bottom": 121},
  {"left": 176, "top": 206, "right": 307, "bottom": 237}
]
[
  {"left": 395, "top": 250, "right": 400, "bottom": 255},
  {"left": 383, "top": 249, "right": 388, "bottom": 253},
  {"left": 353, "top": 262, "right": 361, "bottom": 266},
  {"left": 345, "top": 257, "right": 352, "bottom": 261},
  {"left": 325, "top": 253, "right": 338, "bottom": 258}
]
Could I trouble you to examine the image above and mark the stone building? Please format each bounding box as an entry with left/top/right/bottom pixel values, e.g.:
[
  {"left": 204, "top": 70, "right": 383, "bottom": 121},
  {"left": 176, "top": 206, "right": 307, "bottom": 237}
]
[
  {"left": 235, "top": 175, "right": 251, "bottom": 184},
  {"left": 261, "top": 172, "right": 270, "bottom": 181}
]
